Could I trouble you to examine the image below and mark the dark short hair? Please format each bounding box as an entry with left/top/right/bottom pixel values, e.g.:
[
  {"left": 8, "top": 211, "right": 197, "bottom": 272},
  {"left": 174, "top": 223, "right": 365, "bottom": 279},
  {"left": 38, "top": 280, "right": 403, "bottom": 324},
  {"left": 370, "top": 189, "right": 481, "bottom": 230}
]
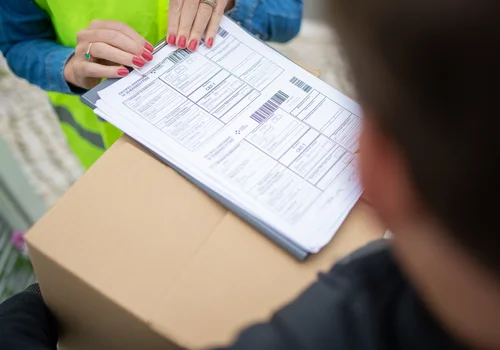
[{"left": 330, "top": 0, "right": 500, "bottom": 272}]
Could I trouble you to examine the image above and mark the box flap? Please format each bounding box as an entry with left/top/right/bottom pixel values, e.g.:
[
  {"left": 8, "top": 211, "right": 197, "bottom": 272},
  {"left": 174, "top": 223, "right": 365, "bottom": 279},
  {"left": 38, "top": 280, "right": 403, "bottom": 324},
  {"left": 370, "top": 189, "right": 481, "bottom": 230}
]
[
  {"left": 153, "top": 203, "right": 382, "bottom": 348},
  {"left": 27, "top": 137, "right": 228, "bottom": 322}
]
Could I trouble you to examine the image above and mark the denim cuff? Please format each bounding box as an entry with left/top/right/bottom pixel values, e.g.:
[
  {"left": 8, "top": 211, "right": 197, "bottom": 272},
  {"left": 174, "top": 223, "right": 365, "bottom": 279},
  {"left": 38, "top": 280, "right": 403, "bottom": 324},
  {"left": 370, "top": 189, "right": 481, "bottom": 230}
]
[
  {"left": 45, "top": 45, "right": 86, "bottom": 95},
  {"left": 228, "top": 0, "right": 258, "bottom": 28}
]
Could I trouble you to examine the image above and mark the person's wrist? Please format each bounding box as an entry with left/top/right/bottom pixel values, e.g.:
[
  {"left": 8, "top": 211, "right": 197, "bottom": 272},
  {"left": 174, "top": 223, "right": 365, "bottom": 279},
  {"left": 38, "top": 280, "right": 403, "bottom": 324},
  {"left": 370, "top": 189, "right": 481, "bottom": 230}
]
[
  {"left": 63, "top": 55, "right": 78, "bottom": 88},
  {"left": 63, "top": 58, "right": 88, "bottom": 93}
]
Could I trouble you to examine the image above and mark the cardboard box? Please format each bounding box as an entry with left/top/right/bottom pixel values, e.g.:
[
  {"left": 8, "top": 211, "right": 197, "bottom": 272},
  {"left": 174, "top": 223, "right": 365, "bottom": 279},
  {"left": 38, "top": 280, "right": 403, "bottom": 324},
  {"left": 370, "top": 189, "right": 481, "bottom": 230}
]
[
  {"left": 26, "top": 136, "right": 384, "bottom": 350},
  {"left": 26, "top": 62, "right": 384, "bottom": 349}
]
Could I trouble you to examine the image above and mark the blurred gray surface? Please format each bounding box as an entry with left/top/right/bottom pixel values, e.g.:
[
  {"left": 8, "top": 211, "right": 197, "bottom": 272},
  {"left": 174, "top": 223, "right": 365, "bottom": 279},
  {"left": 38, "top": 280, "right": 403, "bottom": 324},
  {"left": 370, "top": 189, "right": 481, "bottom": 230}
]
[
  {"left": 304, "top": 0, "right": 329, "bottom": 21},
  {"left": 0, "top": 54, "right": 81, "bottom": 301},
  {"left": 0, "top": 214, "right": 35, "bottom": 301}
]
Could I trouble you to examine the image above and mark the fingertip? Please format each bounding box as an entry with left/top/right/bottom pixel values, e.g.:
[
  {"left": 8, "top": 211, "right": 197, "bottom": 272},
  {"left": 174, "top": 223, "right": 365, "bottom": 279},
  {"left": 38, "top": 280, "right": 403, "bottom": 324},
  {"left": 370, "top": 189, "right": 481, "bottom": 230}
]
[
  {"left": 118, "top": 67, "right": 129, "bottom": 77},
  {"left": 132, "top": 57, "right": 146, "bottom": 68},
  {"left": 188, "top": 39, "right": 198, "bottom": 51},
  {"left": 206, "top": 37, "right": 214, "bottom": 48},
  {"left": 142, "top": 49, "right": 153, "bottom": 61},
  {"left": 167, "top": 34, "right": 177, "bottom": 46},
  {"left": 178, "top": 36, "right": 187, "bottom": 49},
  {"left": 145, "top": 42, "right": 154, "bottom": 52}
]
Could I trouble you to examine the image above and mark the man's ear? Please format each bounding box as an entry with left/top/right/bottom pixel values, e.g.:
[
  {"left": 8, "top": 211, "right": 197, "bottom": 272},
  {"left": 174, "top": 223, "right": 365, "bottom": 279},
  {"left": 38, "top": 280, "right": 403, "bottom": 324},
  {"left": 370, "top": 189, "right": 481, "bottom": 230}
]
[{"left": 359, "top": 113, "right": 416, "bottom": 230}]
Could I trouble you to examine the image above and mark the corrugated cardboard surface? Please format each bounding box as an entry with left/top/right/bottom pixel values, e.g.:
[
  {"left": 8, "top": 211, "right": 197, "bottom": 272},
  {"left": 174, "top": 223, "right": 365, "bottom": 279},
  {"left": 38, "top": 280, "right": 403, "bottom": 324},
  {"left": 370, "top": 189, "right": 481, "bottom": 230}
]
[{"left": 27, "top": 136, "right": 384, "bottom": 349}]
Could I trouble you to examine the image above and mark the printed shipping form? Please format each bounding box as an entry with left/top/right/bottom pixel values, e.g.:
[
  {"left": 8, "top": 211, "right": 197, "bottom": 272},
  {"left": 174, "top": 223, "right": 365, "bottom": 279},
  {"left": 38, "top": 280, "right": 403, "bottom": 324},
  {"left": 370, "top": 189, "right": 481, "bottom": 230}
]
[{"left": 93, "top": 17, "right": 363, "bottom": 254}]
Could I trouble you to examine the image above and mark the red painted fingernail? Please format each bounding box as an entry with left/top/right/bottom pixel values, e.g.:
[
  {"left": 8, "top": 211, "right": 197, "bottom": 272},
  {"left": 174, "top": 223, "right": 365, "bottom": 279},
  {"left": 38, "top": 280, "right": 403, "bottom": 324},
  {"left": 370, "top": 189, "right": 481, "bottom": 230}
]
[
  {"left": 178, "top": 36, "right": 187, "bottom": 48},
  {"left": 118, "top": 68, "right": 129, "bottom": 76},
  {"left": 207, "top": 37, "right": 214, "bottom": 48},
  {"left": 145, "top": 42, "right": 154, "bottom": 52},
  {"left": 167, "top": 34, "right": 176, "bottom": 46},
  {"left": 188, "top": 39, "right": 198, "bottom": 51},
  {"left": 132, "top": 57, "right": 145, "bottom": 67},
  {"left": 142, "top": 49, "right": 153, "bottom": 61}
]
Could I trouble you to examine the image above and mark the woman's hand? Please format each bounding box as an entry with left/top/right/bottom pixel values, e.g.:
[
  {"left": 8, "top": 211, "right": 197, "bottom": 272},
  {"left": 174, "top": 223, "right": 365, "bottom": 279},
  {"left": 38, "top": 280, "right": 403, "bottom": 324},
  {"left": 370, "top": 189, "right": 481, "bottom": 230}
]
[
  {"left": 167, "top": 0, "right": 235, "bottom": 51},
  {"left": 64, "top": 20, "right": 155, "bottom": 90}
]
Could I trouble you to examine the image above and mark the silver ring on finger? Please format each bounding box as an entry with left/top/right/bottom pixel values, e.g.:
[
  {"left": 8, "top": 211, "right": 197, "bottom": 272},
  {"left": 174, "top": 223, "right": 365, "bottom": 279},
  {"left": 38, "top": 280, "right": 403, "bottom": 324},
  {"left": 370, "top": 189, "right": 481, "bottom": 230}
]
[
  {"left": 200, "top": 0, "right": 216, "bottom": 9},
  {"left": 84, "top": 43, "right": 94, "bottom": 61}
]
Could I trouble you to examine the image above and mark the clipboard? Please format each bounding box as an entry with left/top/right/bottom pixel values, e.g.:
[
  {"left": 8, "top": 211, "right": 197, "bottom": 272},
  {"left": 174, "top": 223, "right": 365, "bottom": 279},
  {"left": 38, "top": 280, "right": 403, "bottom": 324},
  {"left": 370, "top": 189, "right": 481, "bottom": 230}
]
[
  {"left": 81, "top": 60, "right": 310, "bottom": 262},
  {"left": 79, "top": 16, "right": 330, "bottom": 260}
]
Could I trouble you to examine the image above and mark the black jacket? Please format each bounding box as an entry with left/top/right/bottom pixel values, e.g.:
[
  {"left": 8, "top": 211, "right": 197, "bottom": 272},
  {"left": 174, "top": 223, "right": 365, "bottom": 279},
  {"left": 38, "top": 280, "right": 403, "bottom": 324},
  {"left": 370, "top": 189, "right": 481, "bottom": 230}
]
[{"left": 0, "top": 240, "right": 463, "bottom": 349}]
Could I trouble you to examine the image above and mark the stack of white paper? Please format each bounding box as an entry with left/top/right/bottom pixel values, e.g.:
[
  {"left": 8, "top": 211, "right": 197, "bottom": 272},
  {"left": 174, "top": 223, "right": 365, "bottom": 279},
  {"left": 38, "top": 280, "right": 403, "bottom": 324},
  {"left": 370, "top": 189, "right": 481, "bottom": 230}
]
[{"left": 94, "top": 17, "right": 363, "bottom": 254}]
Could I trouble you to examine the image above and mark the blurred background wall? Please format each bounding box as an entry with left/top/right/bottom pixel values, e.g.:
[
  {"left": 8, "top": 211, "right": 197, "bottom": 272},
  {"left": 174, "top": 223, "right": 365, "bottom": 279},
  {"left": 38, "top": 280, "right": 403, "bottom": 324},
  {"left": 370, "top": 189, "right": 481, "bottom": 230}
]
[{"left": 304, "top": 0, "right": 329, "bottom": 21}]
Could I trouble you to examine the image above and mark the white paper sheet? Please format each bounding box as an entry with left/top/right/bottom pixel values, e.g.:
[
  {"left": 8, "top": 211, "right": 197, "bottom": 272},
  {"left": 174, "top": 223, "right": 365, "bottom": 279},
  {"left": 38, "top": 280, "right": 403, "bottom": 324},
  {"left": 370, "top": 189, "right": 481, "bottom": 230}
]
[{"left": 94, "top": 17, "right": 363, "bottom": 253}]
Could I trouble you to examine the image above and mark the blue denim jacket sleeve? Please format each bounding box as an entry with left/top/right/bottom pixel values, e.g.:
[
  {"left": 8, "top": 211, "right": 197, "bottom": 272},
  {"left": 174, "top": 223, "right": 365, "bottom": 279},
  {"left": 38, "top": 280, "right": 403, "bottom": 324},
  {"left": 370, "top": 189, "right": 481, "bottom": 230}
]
[
  {"left": 229, "top": 0, "right": 303, "bottom": 43},
  {"left": 0, "top": 0, "right": 76, "bottom": 93},
  {"left": 0, "top": 0, "right": 303, "bottom": 94}
]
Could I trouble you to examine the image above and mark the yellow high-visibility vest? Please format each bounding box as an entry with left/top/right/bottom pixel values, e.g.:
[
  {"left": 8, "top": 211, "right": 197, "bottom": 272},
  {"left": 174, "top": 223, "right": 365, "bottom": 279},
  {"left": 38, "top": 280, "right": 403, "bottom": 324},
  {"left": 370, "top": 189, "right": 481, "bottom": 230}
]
[{"left": 34, "top": 0, "right": 169, "bottom": 168}]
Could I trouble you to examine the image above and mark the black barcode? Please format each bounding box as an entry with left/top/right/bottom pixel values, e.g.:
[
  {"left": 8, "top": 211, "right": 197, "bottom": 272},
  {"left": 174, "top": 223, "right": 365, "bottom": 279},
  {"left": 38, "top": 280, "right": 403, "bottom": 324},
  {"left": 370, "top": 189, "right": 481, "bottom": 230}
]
[
  {"left": 290, "top": 76, "right": 312, "bottom": 93},
  {"left": 250, "top": 91, "right": 289, "bottom": 124},
  {"left": 218, "top": 27, "right": 229, "bottom": 38},
  {"left": 168, "top": 49, "right": 190, "bottom": 64}
]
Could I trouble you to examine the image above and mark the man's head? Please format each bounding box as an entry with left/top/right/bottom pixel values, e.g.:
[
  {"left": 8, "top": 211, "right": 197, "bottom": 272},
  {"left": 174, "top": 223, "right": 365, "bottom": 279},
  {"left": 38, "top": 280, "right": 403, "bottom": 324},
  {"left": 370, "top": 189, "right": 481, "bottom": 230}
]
[{"left": 329, "top": 0, "right": 500, "bottom": 347}]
